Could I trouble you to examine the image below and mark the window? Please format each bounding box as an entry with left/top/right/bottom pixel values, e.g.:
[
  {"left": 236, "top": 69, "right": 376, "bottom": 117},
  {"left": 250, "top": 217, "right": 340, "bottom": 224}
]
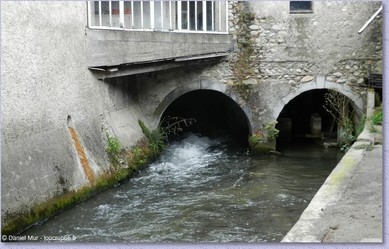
[
  {"left": 290, "top": 1, "right": 312, "bottom": 14},
  {"left": 89, "top": 1, "right": 121, "bottom": 27},
  {"left": 88, "top": 1, "right": 228, "bottom": 33}
]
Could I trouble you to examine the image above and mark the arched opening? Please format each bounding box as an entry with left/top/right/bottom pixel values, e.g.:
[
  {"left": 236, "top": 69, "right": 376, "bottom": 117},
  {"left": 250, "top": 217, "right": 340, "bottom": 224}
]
[
  {"left": 276, "top": 89, "right": 361, "bottom": 148},
  {"left": 160, "top": 90, "right": 251, "bottom": 145}
]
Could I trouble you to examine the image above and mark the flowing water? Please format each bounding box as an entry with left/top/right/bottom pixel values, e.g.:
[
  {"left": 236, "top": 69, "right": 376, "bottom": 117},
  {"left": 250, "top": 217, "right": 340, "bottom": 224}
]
[{"left": 22, "top": 134, "right": 343, "bottom": 242}]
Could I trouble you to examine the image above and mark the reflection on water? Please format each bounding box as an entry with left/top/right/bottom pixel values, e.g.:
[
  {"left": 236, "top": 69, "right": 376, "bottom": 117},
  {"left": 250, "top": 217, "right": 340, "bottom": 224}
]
[{"left": 22, "top": 134, "right": 343, "bottom": 242}]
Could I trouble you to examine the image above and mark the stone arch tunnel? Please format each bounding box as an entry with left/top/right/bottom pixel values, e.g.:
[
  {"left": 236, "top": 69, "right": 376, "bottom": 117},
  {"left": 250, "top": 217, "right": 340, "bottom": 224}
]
[
  {"left": 143, "top": 76, "right": 365, "bottom": 149},
  {"left": 272, "top": 79, "right": 364, "bottom": 121},
  {"left": 276, "top": 89, "right": 335, "bottom": 143},
  {"left": 274, "top": 86, "right": 363, "bottom": 147},
  {"left": 160, "top": 89, "right": 251, "bottom": 145}
]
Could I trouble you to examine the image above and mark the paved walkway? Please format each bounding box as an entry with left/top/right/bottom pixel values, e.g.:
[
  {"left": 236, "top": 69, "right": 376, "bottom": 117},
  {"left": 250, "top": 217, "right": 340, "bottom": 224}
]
[{"left": 282, "top": 128, "right": 383, "bottom": 242}]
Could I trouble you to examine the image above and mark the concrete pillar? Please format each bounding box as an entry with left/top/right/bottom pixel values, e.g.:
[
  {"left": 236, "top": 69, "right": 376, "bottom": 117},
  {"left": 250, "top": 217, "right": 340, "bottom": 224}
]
[
  {"left": 366, "top": 88, "right": 375, "bottom": 119},
  {"left": 310, "top": 113, "right": 322, "bottom": 135}
]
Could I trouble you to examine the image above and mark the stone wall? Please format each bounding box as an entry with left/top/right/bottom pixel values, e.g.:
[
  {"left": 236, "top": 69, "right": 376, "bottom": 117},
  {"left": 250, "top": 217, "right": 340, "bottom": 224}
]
[
  {"left": 222, "top": 1, "right": 382, "bottom": 130},
  {"left": 134, "top": 65, "right": 253, "bottom": 129}
]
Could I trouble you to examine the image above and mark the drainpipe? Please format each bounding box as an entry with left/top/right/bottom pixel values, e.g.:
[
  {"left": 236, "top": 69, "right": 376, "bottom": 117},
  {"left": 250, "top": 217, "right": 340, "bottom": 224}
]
[{"left": 358, "top": 5, "right": 383, "bottom": 34}]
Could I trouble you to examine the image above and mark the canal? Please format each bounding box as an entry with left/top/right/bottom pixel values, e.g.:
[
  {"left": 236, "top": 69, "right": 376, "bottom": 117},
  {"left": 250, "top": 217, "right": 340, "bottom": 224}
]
[{"left": 22, "top": 134, "right": 343, "bottom": 242}]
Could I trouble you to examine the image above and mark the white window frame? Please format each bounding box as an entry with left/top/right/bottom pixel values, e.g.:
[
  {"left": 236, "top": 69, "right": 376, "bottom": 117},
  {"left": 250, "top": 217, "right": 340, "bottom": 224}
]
[{"left": 87, "top": 1, "right": 229, "bottom": 34}]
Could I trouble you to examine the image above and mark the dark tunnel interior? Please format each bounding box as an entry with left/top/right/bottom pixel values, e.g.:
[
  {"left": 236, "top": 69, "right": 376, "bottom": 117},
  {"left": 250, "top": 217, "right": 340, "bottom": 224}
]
[
  {"left": 160, "top": 90, "right": 250, "bottom": 145},
  {"left": 276, "top": 89, "right": 356, "bottom": 147}
]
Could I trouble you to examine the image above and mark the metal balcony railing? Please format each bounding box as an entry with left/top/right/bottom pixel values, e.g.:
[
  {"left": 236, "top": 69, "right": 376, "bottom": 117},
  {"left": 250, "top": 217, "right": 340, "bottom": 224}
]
[{"left": 87, "top": 1, "right": 228, "bottom": 34}]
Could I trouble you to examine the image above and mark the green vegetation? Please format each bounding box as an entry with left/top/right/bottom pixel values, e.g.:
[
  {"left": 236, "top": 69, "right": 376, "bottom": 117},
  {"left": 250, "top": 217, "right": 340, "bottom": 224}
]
[
  {"left": 249, "top": 131, "right": 273, "bottom": 154},
  {"left": 371, "top": 109, "right": 383, "bottom": 125},
  {"left": 138, "top": 120, "right": 167, "bottom": 157},
  {"left": 1, "top": 168, "right": 134, "bottom": 236},
  {"left": 248, "top": 121, "right": 279, "bottom": 154},
  {"left": 324, "top": 90, "right": 382, "bottom": 151},
  {"left": 106, "top": 134, "right": 122, "bottom": 156},
  {"left": 264, "top": 121, "right": 279, "bottom": 142},
  {"left": 137, "top": 117, "right": 196, "bottom": 157},
  {"left": 323, "top": 90, "right": 361, "bottom": 152},
  {"left": 3, "top": 118, "right": 196, "bottom": 236},
  {"left": 338, "top": 118, "right": 356, "bottom": 152},
  {"left": 2, "top": 134, "right": 155, "bottom": 236},
  {"left": 355, "top": 114, "right": 366, "bottom": 137},
  {"left": 369, "top": 105, "right": 382, "bottom": 132},
  {"left": 105, "top": 133, "right": 122, "bottom": 166},
  {"left": 2, "top": 185, "right": 91, "bottom": 235},
  {"left": 127, "top": 144, "right": 150, "bottom": 171},
  {"left": 248, "top": 131, "right": 264, "bottom": 146},
  {"left": 232, "top": 3, "right": 256, "bottom": 98}
]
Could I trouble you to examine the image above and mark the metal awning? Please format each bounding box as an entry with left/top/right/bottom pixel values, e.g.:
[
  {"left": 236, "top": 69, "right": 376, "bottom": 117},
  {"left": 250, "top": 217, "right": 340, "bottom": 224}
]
[{"left": 88, "top": 52, "right": 229, "bottom": 80}]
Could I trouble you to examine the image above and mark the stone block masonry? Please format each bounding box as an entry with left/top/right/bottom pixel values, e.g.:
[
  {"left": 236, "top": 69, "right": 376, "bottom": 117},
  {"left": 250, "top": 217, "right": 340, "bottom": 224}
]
[{"left": 218, "top": 1, "right": 382, "bottom": 129}]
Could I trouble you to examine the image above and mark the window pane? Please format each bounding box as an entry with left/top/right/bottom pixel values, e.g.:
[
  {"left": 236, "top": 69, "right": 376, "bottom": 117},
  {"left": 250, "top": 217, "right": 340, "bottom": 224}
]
[
  {"left": 290, "top": 1, "right": 312, "bottom": 12},
  {"left": 162, "top": 1, "right": 171, "bottom": 30},
  {"left": 143, "top": 1, "right": 151, "bottom": 29},
  {"left": 154, "top": 1, "right": 162, "bottom": 29},
  {"left": 220, "top": 2, "right": 227, "bottom": 32},
  {"left": 215, "top": 1, "right": 221, "bottom": 31},
  {"left": 111, "top": 1, "right": 120, "bottom": 28},
  {"left": 88, "top": 0, "right": 227, "bottom": 32},
  {"left": 123, "top": 1, "right": 131, "bottom": 29},
  {"left": 182, "top": 1, "right": 188, "bottom": 30},
  {"left": 133, "top": 1, "right": 142, "bottom": 29},
  {"left": 123, "top": 1, "right": 132, "bottom": 29},
  {"left": 206, "top": 1, "right": 213, "bottom": 31},
  {"left": 101, "top": 1, "right": 110, "bottom": 26},
  {"left": 189, "top": 1, "right": 195, "bottom": 30},
  {"left": 90, "top": 1, "right": 100, "bottom": 26},
  {"left": 197, "top": 1, "right": 203, "bottom": 31}
]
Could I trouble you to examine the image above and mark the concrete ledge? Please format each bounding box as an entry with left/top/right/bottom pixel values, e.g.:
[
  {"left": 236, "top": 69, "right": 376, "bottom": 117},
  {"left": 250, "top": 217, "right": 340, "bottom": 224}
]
[
  {"left": 281, "top": 128, "right": 376, "bottom": 242},
  {"left": 86, "top": 29, "right": 232, "bottom": 67},
  {"left": 357, "top": 127, "right": 375, "bottom": 143}
]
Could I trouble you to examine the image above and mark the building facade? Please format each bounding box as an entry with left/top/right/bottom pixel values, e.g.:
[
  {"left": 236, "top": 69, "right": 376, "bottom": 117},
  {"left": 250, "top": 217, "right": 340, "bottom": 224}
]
[{"left": 1, "top": 1, "right": 382, "bottom": 233}]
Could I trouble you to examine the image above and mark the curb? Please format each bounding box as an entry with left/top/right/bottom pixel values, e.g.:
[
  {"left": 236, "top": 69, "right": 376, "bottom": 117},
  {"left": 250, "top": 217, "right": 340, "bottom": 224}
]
[{"left": 281, "top": 128, "right": 375, "bottom": 242}]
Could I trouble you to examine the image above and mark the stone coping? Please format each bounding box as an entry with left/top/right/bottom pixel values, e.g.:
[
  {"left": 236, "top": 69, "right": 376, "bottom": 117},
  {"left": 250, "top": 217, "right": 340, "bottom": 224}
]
[{"left": 281, "top": 128, "right": 378, "bottom": 242}]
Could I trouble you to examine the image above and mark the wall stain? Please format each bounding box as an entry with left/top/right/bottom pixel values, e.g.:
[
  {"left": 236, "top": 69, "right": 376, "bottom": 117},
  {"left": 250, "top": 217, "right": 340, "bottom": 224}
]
[{"left": 68, "top": 127, "right": 95, "bottom": 184}]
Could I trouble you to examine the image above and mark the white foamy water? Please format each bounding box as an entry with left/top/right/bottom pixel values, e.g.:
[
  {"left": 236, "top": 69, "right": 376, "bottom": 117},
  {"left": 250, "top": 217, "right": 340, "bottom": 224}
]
[
  {"left": 145, "top": 134, "right": 224, "bottom": 183},
  {"left": 22, "top": 135, "right": 342, "bottom": 243}
]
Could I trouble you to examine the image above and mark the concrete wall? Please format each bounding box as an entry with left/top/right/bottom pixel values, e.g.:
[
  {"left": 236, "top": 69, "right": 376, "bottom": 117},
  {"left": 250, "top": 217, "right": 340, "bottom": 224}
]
[
  {"left": 1, "top": 2, "right": 146, "bottom": 224},
  {"left": 86, "top": 29, "right": 233, "bottom": 67}
]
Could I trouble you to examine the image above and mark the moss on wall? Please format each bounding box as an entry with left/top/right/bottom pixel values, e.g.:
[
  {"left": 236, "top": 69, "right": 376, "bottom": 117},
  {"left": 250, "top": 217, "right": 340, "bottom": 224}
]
[
  {"left": 1, "top": 139, "right": 155, "bottom": 236},
  {"left": 231, "top": 2, "right": 257, "bottom": 99}
]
